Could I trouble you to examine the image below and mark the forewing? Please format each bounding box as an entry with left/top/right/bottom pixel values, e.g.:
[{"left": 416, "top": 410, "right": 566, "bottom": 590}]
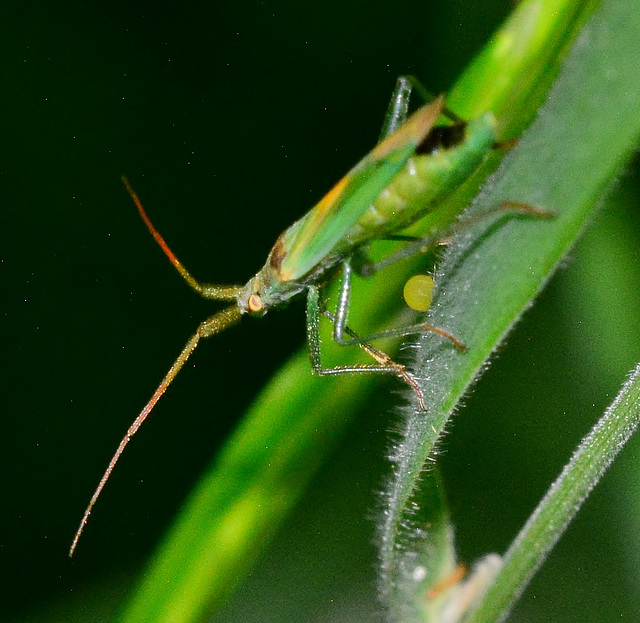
[{"left": 279, "top": 96, "right": 445, "bottom": 282}]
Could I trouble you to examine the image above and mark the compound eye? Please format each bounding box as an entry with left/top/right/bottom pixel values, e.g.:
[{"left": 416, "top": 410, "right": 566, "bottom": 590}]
[{"left": 248, "top": 294, "right": 263, "bottom": 313}]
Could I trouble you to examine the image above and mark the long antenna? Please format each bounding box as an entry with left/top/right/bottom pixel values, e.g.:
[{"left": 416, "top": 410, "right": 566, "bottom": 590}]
[
  {"left": 121, "top": 177, "right": 241, "bottom": 301},
  {"left": 69, "top": 332, "right": 198, "bottom": 556},
  {"left": 69, "top": 305, "right": 242, "bottom": 557}
]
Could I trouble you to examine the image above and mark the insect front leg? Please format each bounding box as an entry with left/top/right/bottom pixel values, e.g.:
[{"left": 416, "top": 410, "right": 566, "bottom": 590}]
[{"left": 305, "top": 279, "right": 427, "bottom": 410}]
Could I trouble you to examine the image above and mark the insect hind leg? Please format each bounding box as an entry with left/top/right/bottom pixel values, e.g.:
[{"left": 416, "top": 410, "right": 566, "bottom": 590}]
[
  {"left": 381, "top": 76, "right": 464, "bottom": 141},
  {"left": 363, "top": 202, "right": 555, "bottom": 277}
]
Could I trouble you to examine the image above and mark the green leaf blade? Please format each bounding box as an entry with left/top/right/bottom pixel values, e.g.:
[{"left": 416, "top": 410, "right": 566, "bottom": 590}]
[{"left": 382, "top": 0, "right": 640, "bottom": 619}]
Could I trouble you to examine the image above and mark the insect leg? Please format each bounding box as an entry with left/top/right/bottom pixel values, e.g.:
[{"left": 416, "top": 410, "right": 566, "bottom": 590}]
[
  {"left": 381, "top": 76, "right": 464, "bottom": 142},
  {"left": 331, "top": 257, "right": 355, "bottom": 346},
  {"left": 379, "top": 76, "right": 416, "bottom": 139},
  {"left": 305, "top": 284, "right": 426, "bottom": 410},
  {"left": 122, "top": 177, "right": 243, "bottom": 301},
  {"left": 333, "top": 258, "right": 465, "bottom": 350},
  {"left": 366, "top": 201, "right": 555, "bottom": 276},
  {"left": 401, "top": 75, "right": 465, "bottom": 123},
  {"left": 340, "top": 204, "right": 552, "bottom": 349},
  {"left": 336, "top": 319, "right": 466, "bottom": 351}
]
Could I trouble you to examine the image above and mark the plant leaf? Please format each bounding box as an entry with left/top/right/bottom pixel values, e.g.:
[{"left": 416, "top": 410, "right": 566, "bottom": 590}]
[{"left": 380, "top": 0, "right": 640, "bottom": 619}]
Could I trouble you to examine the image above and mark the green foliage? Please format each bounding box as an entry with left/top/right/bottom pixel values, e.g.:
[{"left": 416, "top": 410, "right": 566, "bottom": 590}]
[
  {"left": 382, "top": 0, "right": 640, "bottom": 620},
  {"left": 115, "top": 0, "right": 640, "bottom": 621}
]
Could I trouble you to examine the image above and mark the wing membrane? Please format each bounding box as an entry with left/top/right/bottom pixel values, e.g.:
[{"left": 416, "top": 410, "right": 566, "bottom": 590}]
[{"left": 279, "top": 96, "right": 445, "bottom": 281}]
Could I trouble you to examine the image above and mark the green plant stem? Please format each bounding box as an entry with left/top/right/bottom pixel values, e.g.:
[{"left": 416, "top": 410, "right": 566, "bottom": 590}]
[{"left": 466, "top": 364, "right": 640, "bottom": 623}]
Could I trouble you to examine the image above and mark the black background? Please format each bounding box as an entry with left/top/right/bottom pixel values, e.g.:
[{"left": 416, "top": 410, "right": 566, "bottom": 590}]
[{"left": 3, "top": 1, "right": 640, "bottom": 621}]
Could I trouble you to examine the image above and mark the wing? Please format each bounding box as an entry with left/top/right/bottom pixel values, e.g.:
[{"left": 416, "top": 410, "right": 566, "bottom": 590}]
[{"left": 278, "top": 95, "right": 445, "bottom": 282}]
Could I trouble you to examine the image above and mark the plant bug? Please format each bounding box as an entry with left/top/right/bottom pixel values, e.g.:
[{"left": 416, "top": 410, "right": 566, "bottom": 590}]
[{"left": 70, "top": 77, "right": 549, "bottom": 556}]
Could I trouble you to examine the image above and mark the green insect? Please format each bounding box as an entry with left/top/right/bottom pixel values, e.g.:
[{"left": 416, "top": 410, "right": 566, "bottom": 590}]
[{"left": 70, "top": 77, "right": 546, "bottom": 555}]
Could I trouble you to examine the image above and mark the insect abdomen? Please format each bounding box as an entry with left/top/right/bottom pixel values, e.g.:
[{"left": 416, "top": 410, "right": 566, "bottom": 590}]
[{"left": 350, "top": 112, "right": 498, "bottom": 240}]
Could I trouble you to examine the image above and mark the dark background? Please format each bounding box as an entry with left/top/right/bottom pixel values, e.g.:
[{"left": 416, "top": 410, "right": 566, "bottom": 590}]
[{"left": 3, "top": 1, "right": 640, "bottom": 621}]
